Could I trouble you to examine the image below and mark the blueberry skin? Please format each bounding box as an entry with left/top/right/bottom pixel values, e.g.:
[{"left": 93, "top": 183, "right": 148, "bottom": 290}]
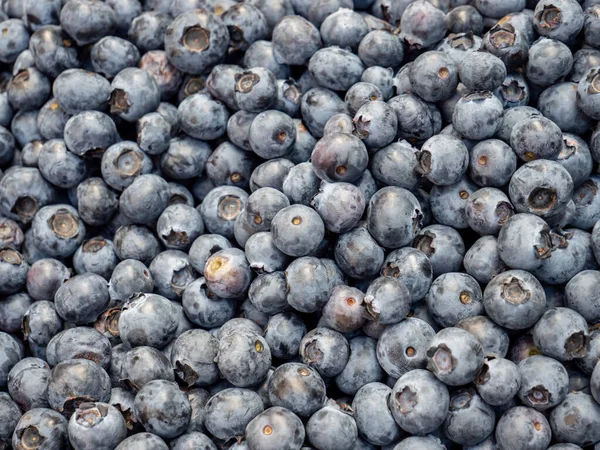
[
  {"left": 120, "top": 174, "right": 170, "bottom": 224},
  {"left": 554, "top": 134, "right": 593, "bottom": 188},
  {"left": 200, "top": 186, "right": 248, "bottom": 240},
  {"left": 21, "top": 301, "right": 62, "bottom": 350},
  {"left": 321, "top": 285, "right": 367, "bottom": 333},
  {"left": 336, "top": 336, "right": 383, "bottom": 396},
  {"left": 388, "top": 94, "right": 442, "bottom": 144},
  {"left": 352, "top": 383, "right": 402, "bottom": 446},
  {"left": 64, "top": 111, "right": 118, "bottom": 158},
  {"left": 0, "top": 19, "right": 29, "bottom": 64},
  {"left": 248, "top": 109, "right": 296, "bottom": 159},
  {"left": 149, "top": 250, "right": 197, "bottom": 300},
  {"left": 244, "top": 40, "right": 291, "bottom": 80},
  {"left": 163, "top": 9, "right": 229, "bottom": 74},
  {"left": 100, "top": 142, "right": 153, "bottom": 192},
  {"left": 282, "top": 162, "right": 319, "bottom": 207},
  {"left": 53, "top": 272, "right": 109, "bottom": 325},
  {"left": 306, "top": 401, "right": 358, "bottom": 450},
  {"left": 483, "top": 22, "right": 529, "bottom": 69},
  {"left": 533, "top": 307, "right": 589, "bottom": 361},
  {"left": 463, "top": 236, "right": 506, "bottom": 285},
  {"left": 443, "top": 388, "right": 495, "bottom": 446},
  {"left": 46, "top": 326, "right": 110, "bottom": 370},
  {"left": 0, "top": 392, "right": 20, "bottom": 447},
  {"left": 345, "top": 82, "right": 383, "bottom": 116},
  {"left": 113, "top": 225, "right": 161, "bottom": 265},
  {"left": 534, "top": 0, "right": 584, "bottom": 43},
  {"left": 271, "top": 15, "right": 322, "bottom": 66},
  {"left": 566, "top": 270, "right": 600, "bottom": 323},
  {"left": 474, "top": 357, "right": 521, "bottom": 407},
  {"left": 393, "top": 436, "right": 446, "bottom": 450},
  {"left": 52, "top": 69, "right": 110, "bottom": 115},
  {"left": 525, "top": 37, "right": 574, "bottom": 87},
  {"left": 299, "top": 327, "right": 349, "bottom": 378},
  {"left": 133, "top": 380, "right": 190, "bottom": 439},
  {"left": 245, "top": 232, "right": 290, "bottom": 274},
  {"left": 162, "top": 136, "right": 212, "bottom": 181},
  {"left": 497, "top": 213, "right": 553, "bottom": 271},
  {"left": 323, "top": 113, "right": 354, "bottom": 139},
  {"left": 178, "top": 93, "right": 228, "bottom": 141},
  {"left": 0, "top": 248, "right": 28, "bottom": 295},
  {"left": 367, "top": 187, "right": 422, "bottom": 249},
  {"left": 8, "top": 68, "right": 51, "bottom": 112},
  {"left": 427, "top": 327, "right": 484, "bottom": 386},
  {"left": 0, "top": 292, "right": 32, "bottom": 334},
  {"left": 458, "top": 50, "right": 506, "bottom": 92},
  {"left": 496, "top": 406, "right": 551, "bottom": 450},
  {"left": 114, "top": 433, "right": 168, "bottom": 450},
  {"left": 416, "top": 134, "right": 469, "bottom": 186},
  {"left": 169, "top": 432, "right": 216, "bottom": 450},
  {"left": 452, "top": 91, "right": 504, "bottom": 141},
  {"left": 268, "top": 362, "right": 326, "bottom": 418},
  {"left": 312, "top": 182, "right": 366, "bottom": 234},
  {"left": 517, "top": 355, "right": 568, "bottom": 411},
  {"left": 400, "top": 1, "right": 446, "bottom": 49},
  {"left": 156, "top": 204, "right": 204, "bottom": 251},
  {"left": 217, "top": 330, "right": 271, "bottom": 388},
  {"left": 465, "top": 187, "right": 515, "bottom": 235},
  {"left": 48, "top": 359, "right": 111, "bottom": 417},
  {"left": 139, "top": 51, "right": 182, "bottom": 101},
  {"left": 11, "top": 110, "right": 43, "bottom": 148},
  {"left": 182, "top": 278, "right": 236, "bottom": 329},
  {"left": 38, "top": 139, "right": 87, "bottom": 189},
  {"left": 28, "top": 25, "right": 80, "bottom": 79},
  {"left": 244, "top": 406, "right": 304, "bottom": 450},
  {"left": 426, "top": 272, "right": 483, "bottom": 328},
  {"left": 76, "top": 178, "right": 119, "bottom": 227},
  {"left": 334, "top": 226, "right": 384, "bottom": 280},
  {"left": 91, "top": 36, "right": 141, "bottom": 79},
  {"left": 538, "top": 83, "right": 592, "bottom": 134},
  {"left": 60, "top": 0, "right": 116, "bottom": 45},
  {"left": 511, "top": 116, "right": 563, "bottom": 162},
  {"left": 376, "top": 318, "right": 435, "bottom": 379},
  {"left": 413, "top": 224, "right": 465, "bottom": 278},
  {"left": 11, "top": 407, "right": 68, "bottom": 450},
  {"left": 204, "top": 247, "right": 251, "bottom": 299},
  {"left": 380, "top": 248, "right": 432, "bottom": 303},
  {"left": 234, "top": 67, "right": 278, "bottom": 113},
  {"left": 68, "top": 402, "right": 127, "bottom": 450},
  {"left": 170, "top": 329, "right": 219, "bottom": 388},
  {"left": 550, "top": 391, "right": 600, "bottom": 446},
  {"left": 110, "top": 68, "right": 161, "bottom": 122},
  {"left": 188, "top": 234, "right": 232, "bottom": 276},
  {"left": 308, "top": 46, "right": 364, "bottom": 92},
  {"left": 483, "top": 269, "right": 546, "bottom": 330},
  {"left": 118, "top": 293, "right": 179, "bottom": 349},
  {"left": 300, "top": 87, "right": 347, "bottom": 138},
  {"left": 364, "top": 276, "right": 411, "bottom": 326},
  {"left": 205, "top": 64, "right": 242, "bottom": 111},
  {"left": 389, "top": 369, "right": 449, "bottom": 435},
  {"left": 534, "top": 228, "right": 597, "bottom": 285},
  {"left": 430, "top": 176, "right": 478, "bottom": 230},
  {"left": 311, "top": 132, "right": 368, "bottom": 184},
  {"left": 203, "top": 388, "right": 263, "bottom": 442},
  {"left": 120, "top": 346, "right": 174, "bottom": 391},
  {"left": 248, "top": 271, "right": 288, "bottom": 316},
  {"left": 206, "top": 142, "right": 254, "bottom": 189},
  {"left": 0, "top": 332, "right": 23, "bottom": 390},
  {"left": 227, "top": 110, "right": 257, "bottom": 151},
  {"left": 571, "top": 175, "right": 600, "bottom": 229},
  {"left": 270, "top": 204, "right": 325, "bottom": 257},
  {"left": 250, "top": 158, "right": 295, "bottom": 192},
  {"left": 36, "top": 98, "right": 71, "bottom": 141},
  {"left": 73, "top": 237, "right": 119, "bottom": 280}
]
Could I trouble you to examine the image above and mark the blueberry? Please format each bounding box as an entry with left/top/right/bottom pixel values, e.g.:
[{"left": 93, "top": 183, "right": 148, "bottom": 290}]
[
  {"left": 263, "top": 312, "right": 305, "bottom": 360},
  {"left": 436, "top": 31, "right": 484, "bottom": 65},
  {"left": 400, "top": 1, "right": 446, "bottom": 49},
  {"left": 483, "top": 23, "right": 529, "bottom": 69},
  {"left": 7, "top": 68, "right": 51, "bottom": 112},
  {"left": 243, "top": 41, "right": 291, "bottom": 80},
  {"left": 444, "top": 388, "right": 495, "bottom": 446},
  {"left": 571, "top": 175, "right": 600, "bottom": 229},
  {"left": 393, "top": 436, "right": 446, "bottom": 450},
  {"left": 336, "top": 336, "right": 383, "bottom": 395},
  {"left": 206, "top": 142, "right": 254, "bottom": 189},
  {"left": 550, "top": 391, "right": 600, "bottom": 446},
  {"left": 178, "top": 92, "right": 229, "bottom": 141},
  {"left": 271, "top": 15, "right": 322, "bottom": 65},
  {"left": 133, "top": 380, "right": 190, "bottom": 439},
  {"left": 181, "top": 277, "right": 236, "bottom": 328},
  {"left": 114, "top": 433, "right": 168, "bottom": 450},
  {"left": 113, "top": 225, "right": 161, "bottom": 265},
  {"left": 119, "top": 174, "right": 170, "bottom": 224},
  {"left": 446, "top": 5, "right": 484, "bottom": 35},
  {"left": 0, "top": 392, "right": 21, "bottom": 447},
  {"left": 0, "top": 292, "right": 32, "bottom": 334},
  {"left": 533, "top": 307, "right": 589, "bottom": 361},
  {"left": 11, "top": 408, "right": 68, "bottom": 450},
  {"left": 139, "top": 51, "right": 182, "bottom": 101},
  {"left": 248, "top": 110, "right": 296, "bottom": 159},
  {"left": 474, "top": 357, "right": 520, "bottom": 407},
  {"left": 234, "top": 67, "right": 278, "bottom": 113},
  {"left": 64, "top": 110, "right": 119, "bottom": 158},
  {"left": 534, "top": 0, "right": 584, "bottom": 43},
  {"left": 107, "top": 259, "right": 152, "bottom": 305},
  {"left": 200, "top": 186, "right": 248, "bottom": 239},
  {"left": 119, "top": 346, "right": 174, "bottom": 392},
  {"left": 306, "top": 401, "right": 358, "bottom": 450},
  {"left": 0, "top": 19, "right": 30, "bottom": 64},
  {"left": 203, "top": 248, "right": 251, "bottom": 299},
  {"left": 250, "top": 158, "right": 295, "bottom": 192},
  {"left": 388, "top": 94, "right": 442, "bottom": 144},
  {"left": 169, "top": 432, "right": 216, "bottom": 450},
  {"left": 463, "top": 236, "right": 506, "bottom": 285},
  {"left": 413, "top": 224, "right": 465, "bottom": 278},
  {"left": 68, "top": 402, "right": 127, "bottom": 450},
  {"left": 269, "top": 363, "right": 325, "bottom": 417},
  {"left": 300, "top": 87, "right": 347, "bottom": 138},
  {"left": 60, "top": 0, "right": 116, "bottom": 46},
  {"left": 161, "top": 136, "right": 212, "bottom": 181},
  {"left": 247, "top": 271, "right": 287, "bottom": 316},
  {"left": 109, "top": 68, "right": 161, "bottom": 122},
  {"left": 217, "top": 330, "right": 271, "bottom": 387},
  {"left": 517, "top": 355, "right": 568, "bottom": 411},
  {"left": 91, "top": 36, "right": 141, "bottom": 79},
  {"left": 204, "top": 64, "right": 242, "bottom": 111},
  {"left": 156, "top": 204, "right": 204, "bottom": 251},
  {"left": 497, "top": 213, "right": 554, "bottom": 271},
  {"left": 389, "top": 369, "right": 449, "bottom": 435},
  {"left": 496, "top": 406, "right": 552, "bottom": 450}
]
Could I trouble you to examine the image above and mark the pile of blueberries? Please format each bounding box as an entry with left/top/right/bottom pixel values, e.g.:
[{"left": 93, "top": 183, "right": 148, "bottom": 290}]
[{"left": 6, "top": 0, "right": 600, "bottom": 449}]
